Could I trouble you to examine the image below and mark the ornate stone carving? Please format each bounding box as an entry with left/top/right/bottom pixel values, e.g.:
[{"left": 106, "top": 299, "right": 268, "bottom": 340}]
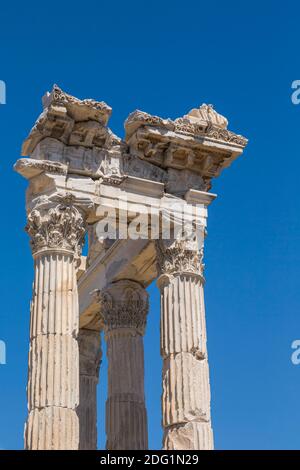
[
  {"left": 29, "top": 137, "right": 125, "bottom": 181},
  {"left": 125, "top": 110, "right": 175, "bottom": 138},
  {"left": 99, "top": 151, "right": 126, "bottom": 185},
  {"left": 125, "top": 107, "right": 247, "bottom": 148},
  {"left": 205, "top": 123, "right": 247, "bottom": 146},
  {"left": 96, "top": 280, "right": 149, "bottom": 335},
  {"left": 42, "top": 84, "right": 112, "bottom": 124},
  {"left": 20, "top": 86, "right": 248, "bottom": 203},
  {"left": 22, "top": 84, "right": 115, "bottom": 156},
  {"left": 14, "top": 158, "right": 68, "bottom": 179},
  {"left": 172, "top": 118, "right": 247, "bottom": 146},
  {"left": 124, "top": 106, "right": 248, "bottom": 189},
  {"left": 184, "top": 103, "right": 228, "bottom": 129},
  {"left": 26, "top": 194, "right": 86, "bottom": 257},
  {"left": 156, "top": 237, "right": 204, "bottom": 278}
]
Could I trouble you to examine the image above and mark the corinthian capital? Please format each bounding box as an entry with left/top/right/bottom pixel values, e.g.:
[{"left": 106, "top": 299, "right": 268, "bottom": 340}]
[
  {"left": 25, "top": 193, "right": 86, "bottom": 258},
  {"left": 156, "top": 236, "right": 204, "bottom": 279},
  {"left": 97, "top": 280, "right": 149, "bottom": 335}
]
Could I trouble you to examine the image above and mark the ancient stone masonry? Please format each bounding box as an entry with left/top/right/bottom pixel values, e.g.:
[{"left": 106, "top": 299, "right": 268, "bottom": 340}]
[
  {"left": 15, "top": 85, "right": 248, "bottom": 450},
  {"left": 124, "top": 104, "right": 247, "bottom": 192}
]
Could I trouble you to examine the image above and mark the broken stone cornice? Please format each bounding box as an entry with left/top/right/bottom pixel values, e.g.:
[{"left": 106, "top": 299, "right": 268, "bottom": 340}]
[
  {"left": 22, "top": 84, "right": 116, "bottom": 156},
  {"left": 42, "top": 84, "right": 112, "bottom": 124},
  {"left": 124, "top": 105, "right": 248, "bottom": 148}
]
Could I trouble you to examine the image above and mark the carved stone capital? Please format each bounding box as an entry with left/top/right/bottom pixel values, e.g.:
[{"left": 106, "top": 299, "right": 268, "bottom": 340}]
[
  {"left": 156, "top": 236, "right": 204, "bottom": 282},
  {"left": 26, "top": 193, "right": 86, "bottom": 258},
  {"left": 96, "top": 280, "right": 149, "bottom": 335}
]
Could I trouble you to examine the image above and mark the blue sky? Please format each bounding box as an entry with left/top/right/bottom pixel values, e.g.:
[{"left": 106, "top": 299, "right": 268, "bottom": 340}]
[{"left": 0, "top": 0, "right": 300, "bottom": 450}]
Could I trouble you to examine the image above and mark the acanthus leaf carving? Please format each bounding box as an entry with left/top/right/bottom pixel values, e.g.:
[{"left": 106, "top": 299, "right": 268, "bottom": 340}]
[
  {"left": 26, "top": 194, "right": 86, "bottom": 258},
  {"left": 156, "top": 236, "right": 204, "bottom": 279},
  {"left": 96, "top": 280, "right": 149, "bottom": 335}
]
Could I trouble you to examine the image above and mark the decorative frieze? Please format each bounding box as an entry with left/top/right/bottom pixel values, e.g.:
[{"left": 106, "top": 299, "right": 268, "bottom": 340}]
[
  {"left": 19, "top": 86, "right": 248, "bottom": 198},
  {"left": 125, "top": 105, "right": 248, "bottom": 187},
  {"left": 22, "top": 84, "right": 115, "bottom": 156},
  {"left": 125, "top": 105, "right": 247, "bottom": 147}
]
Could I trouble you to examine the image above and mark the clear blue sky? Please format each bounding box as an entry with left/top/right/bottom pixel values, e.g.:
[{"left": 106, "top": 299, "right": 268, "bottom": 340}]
[{"left": 0, "top": 0, "right": 300, "bottom": 450}]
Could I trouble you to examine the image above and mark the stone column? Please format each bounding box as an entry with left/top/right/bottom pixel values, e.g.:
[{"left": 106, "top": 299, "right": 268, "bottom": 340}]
[
  {"left": 78, "top": 328, "right": 102, "bottom": 450},
  {"left": 156, "top": 236, "right": 214, "bottom": 450},
  {"left": 98, "top": 280, "right": 149, "bottom": 450},
  {"left": 24, "top": 194, "right": 86, "bottom": 450}
]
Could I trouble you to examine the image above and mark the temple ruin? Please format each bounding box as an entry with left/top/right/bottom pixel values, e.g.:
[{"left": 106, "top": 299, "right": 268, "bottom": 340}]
[{"left": 14, "top": 85, "right": 248, "bottom": 450}]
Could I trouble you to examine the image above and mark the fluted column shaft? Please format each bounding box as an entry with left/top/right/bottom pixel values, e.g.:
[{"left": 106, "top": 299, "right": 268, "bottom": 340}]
[
  {"left": 78, "top": 329, "right": 102, "bottom": 450},
  {"left": 24, "top": 195, "right": 86, "bottom": 450},
  {"left": 98, "top": 280, "right": 148, "bottom": 450},
  {"left": 156, "top": 238, "right": 213, "bottom": 450}
]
